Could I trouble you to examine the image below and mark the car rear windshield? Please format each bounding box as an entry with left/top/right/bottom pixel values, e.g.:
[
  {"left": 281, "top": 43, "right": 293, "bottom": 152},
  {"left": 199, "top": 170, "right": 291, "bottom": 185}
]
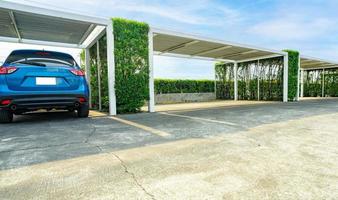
[{"left": 5, "top": 51, "right": 78, "bottom": 68}]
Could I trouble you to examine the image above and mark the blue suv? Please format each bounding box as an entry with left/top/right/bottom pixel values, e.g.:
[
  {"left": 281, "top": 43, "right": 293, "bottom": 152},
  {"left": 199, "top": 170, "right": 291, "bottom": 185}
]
[{"left": 0, "top": 50, "right": 90, "bottom": 123}]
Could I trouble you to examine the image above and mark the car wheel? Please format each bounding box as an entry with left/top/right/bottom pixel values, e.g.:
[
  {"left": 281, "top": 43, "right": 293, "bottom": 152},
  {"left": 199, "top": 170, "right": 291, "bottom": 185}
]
[
  {"left": 77, "top": 104, "right": 89, "bottom": 118},
  {"left": 0, "top": 110, "right": 13, "bottom": 123}
]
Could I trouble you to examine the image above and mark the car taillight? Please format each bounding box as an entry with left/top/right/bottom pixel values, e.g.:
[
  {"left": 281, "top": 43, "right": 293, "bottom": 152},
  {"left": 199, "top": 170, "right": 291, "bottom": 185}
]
[
  {"left": 1, "top": 99, "right": 12, "bottom": 105},
  {"left": 70, "top": 69, "right": 85, "bottom": 76},
  {"left": 78, "top": 97, "right": 87, "bottom": 103},
  {"left": 0, "top": 67, "right": 17, "bottom": 74}
]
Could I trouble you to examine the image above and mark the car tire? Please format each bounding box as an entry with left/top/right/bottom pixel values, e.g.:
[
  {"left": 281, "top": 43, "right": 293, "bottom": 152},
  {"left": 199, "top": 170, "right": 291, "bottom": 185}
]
[
  {"left": 0, "top": 110, "right": 13, "bottom": 123},
  {"left": 77, "top": 104, "right": 89, "bottom": 118}
]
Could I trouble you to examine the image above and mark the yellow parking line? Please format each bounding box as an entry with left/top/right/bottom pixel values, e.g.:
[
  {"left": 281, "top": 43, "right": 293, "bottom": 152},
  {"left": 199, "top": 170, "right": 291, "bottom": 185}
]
[
  {"left": 89, "top": 110, "right": 108, "bottom": 117},
  {"left": 159, "top": 112, "right": 238, "bottom": 126},
  {"left": 109, "top": 116, "right": 171, "bottom": 138}
]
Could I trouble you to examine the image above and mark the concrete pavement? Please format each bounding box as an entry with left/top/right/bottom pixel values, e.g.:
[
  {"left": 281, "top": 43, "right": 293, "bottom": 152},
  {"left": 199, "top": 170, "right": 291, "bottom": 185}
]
[{"left": 0, "top": 99, "right": 337, "bottom": 199}]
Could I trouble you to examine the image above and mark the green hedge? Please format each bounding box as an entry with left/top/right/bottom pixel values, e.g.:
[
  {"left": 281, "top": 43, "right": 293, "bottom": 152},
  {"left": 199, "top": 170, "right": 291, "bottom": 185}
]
[
  {"left": 88, "top": 37, "right": 109, "bottom": 111},
  {"left": 324, "top": 72, "right": 338, "bottom": 97},
  {"left": 113, "top": 18, "right": 150, "bottom": 113},
  {"left": 215, "top": 57, "right": 283, "bottom": 101},
  {"left": 304, "top": 69, "right": 338, "bottom": 97},
  {"left": 155, "top": 79, "right": 214, "bottom": 94},
  {"left": 283, "top": 50, "right": 299, "bottom": 101},
  {"left": 84, "top": 18, "right": 150, "bottom": 113},
  {"left": 215, "top": 62, "right": 234, "bottom": 99}
]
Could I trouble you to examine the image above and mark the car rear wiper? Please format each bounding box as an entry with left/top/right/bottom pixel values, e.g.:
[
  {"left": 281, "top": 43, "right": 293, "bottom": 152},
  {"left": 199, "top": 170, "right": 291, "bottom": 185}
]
[{"left": 12, "top": 61, "right": 46, "bottom": 67}]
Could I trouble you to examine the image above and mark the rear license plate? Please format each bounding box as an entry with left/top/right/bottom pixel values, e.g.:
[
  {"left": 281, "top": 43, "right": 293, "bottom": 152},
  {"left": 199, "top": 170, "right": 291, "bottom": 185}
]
[{"left": 36, "top": 77, "right": 56, "bottom": 85}]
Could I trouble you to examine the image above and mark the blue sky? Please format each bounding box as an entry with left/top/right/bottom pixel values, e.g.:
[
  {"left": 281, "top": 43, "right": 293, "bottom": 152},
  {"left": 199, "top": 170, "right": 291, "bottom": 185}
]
[{"left": 2, "top": 0, "right": 338, "bottom": 79}]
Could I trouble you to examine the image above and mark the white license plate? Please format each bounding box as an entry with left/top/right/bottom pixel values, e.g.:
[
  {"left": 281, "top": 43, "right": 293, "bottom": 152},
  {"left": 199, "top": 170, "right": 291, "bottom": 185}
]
[{"left": 36, "top": 77, "right": 56, "bottom": 85}]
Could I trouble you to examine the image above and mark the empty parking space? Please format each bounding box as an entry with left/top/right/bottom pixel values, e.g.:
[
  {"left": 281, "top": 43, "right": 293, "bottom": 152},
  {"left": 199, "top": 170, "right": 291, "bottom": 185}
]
[
  {"left": 160, "top": 99, "right": 338, "bottom": 129},
  {"left": 0, "top": 112, "right": 165, "bottom": 170}
]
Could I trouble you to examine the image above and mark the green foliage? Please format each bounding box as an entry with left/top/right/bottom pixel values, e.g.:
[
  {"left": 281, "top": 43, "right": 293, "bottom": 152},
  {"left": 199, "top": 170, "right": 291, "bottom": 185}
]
[
  {"left": 215, "top": 62, "right": 234, "bottom": 99},
  {"left": 155, "top": 79, "right": 214, "bottom": 94},
  {"left": 215, "top": 57, "right": 283, "bottom": 101},
  {"left": 87, "top": 18, "right": 149, "bottom": 113},
  {"left": 85, "top": 36, "right": 110, "bottom": 111},
  {"left": 304, "top": 69, "right": 338, "bottom": 97},
  {"left": 324, "top": 70, "right": 338, "bottom": 97},
  {"left": 113, "top": 18, "right": 150, "bottom": 113},
  {"left": 258, "top": 57, "right": 284, "bottom": 101},
  {"left": 283, "top": 50, "right": 299, "bottom": 101}
]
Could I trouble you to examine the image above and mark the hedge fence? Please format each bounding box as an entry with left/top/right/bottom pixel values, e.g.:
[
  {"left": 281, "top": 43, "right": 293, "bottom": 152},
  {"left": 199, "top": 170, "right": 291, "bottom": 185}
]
[
  {"left": 215, "top": 62, "right": 234, "bottom": 99},
  {"left": 113, "top": 18, "right": 150, "bottom": 113},
  {"left": 86, "top": 18, "right": 150, "bottom": 113},
  {"left": 283, "top": 50, "right": 299, "bottom": 101},
  {"left": 155, "top": 79, "right": 215, "bottom": 94},
  {"left": 304, "top": 68, "right": 338, "bottom": 97},
  {"left": 215, "top": 56, "right": 283, "bottom": 101}
]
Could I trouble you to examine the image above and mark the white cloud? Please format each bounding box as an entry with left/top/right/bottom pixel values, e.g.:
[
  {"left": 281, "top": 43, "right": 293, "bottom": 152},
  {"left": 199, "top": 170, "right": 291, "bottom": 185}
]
[
  {"left": 249, "top": 17, "right": 335, "bottom": 40},
  {"left": 110, "top": 2, "right": 206, "bottom": 25},
  {"left": 10, "top": 0, "right": 242, "bottom": 26}
]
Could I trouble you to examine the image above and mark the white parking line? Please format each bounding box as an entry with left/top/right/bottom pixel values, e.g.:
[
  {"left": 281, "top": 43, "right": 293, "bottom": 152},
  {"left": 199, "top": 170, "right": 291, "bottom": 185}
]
[{"left": 159, "top": 112, "right": 238, "bottom": 126}]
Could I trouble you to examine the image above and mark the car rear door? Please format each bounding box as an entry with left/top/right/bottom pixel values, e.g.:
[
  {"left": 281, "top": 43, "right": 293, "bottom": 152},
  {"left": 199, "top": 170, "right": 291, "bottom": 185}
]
[{"left": 4, "top": 50, "right": 84, "bottom": 92}]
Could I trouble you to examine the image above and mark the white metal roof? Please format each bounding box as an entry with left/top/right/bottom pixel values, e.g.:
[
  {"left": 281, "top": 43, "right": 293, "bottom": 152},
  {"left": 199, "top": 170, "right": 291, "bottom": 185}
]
[
  {"left": 0, "top": 1, "right": 108, "bottom": 48},
  {"left": 152, "top": 28, "right": 287, "bottom": 63},
  {"left": 300, "top": 55, "right": 338, "bottom": 70}
]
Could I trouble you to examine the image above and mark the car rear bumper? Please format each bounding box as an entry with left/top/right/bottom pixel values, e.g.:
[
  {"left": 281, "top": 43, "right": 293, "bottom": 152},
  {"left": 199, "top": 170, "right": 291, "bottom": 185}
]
[{"left": 0, "top": 94, "right": 88, "bottom": 111}]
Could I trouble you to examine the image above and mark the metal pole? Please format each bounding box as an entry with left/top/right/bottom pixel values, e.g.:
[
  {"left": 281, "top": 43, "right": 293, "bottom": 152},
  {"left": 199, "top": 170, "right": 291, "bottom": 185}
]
[
  {"left": 214, "top": 66, "right": 217, "bottom": 99},
  {"left": 300, "top": 69, "right": 304, "bottom": 98},
  {"left": 257, "top": 60, "right": 260, "bottom": 101},
  {"left": 283, "top": 55, "right": 289, "bottom": 102},
  {"left": 106, "top": 21, "right": 117, "bottom": 115},
  {"left": 322, "top": 68, "right": 325, "bottom": 97},
  {"left": 234, "top": 62, "right": 238, "bottom": 101},
  {"left": 296, "top": 55, "right": 300, "bottom": 101},
  {"left": 84, "top": 48, "right": 92, "bottom": 108},
  {"left": 148, "top": 29, "right": 155, "bottom": 112},
  {"left": 96, "top": 41, "right": 102, "bottom": 111}
]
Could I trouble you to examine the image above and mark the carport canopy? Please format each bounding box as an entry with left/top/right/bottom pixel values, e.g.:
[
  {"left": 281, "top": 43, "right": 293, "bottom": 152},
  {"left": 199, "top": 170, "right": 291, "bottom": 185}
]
[
  {"left": 299, "top": 55, "right": 338, "bottom": 98},
  {"left": 0, "top": 1, "right": 108, "bottom": 48},
  {"left": 151, "top": 28, "right": 288, "bottom": 63},
  {"left": 300, "top": 55, "right": 338, "bottom": 70},
  {"left": 0, "top": 1, "right": 117, "bottom": 115},
  {"left": 147, "top": 28, "right": 290, "bottom": 111}
]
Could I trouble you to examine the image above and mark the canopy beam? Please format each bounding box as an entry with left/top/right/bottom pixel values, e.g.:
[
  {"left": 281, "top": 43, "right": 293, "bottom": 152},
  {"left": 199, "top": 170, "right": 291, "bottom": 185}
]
[
  {"left": 193, "top": 45, "right": 232, "bottom": 56},
  {"left": 160, "top": 40, "right": 199, "bottom": 54},
  {"left": 78, "top": 24, "right": 95, "bottom": 45},
  {"left": 9, "top": 11, "right": 21, "bottom": 41}
]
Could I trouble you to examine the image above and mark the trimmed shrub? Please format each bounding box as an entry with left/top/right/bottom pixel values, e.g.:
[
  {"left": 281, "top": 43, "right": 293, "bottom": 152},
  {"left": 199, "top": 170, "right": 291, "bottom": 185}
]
[
  {"left": 215, "top": 62, "right": 234, "bottom": 99},
  {"left": 304, "top": 68, "right": 338, "bottom": 97},
  {"left": 215, "top": 57, "right": 283, "bottom": 101},
  {"left": 83, "top": 18, "right": 150, "bottom": 113},
  {"left": 283, "top": 50, "right": 299, "bottom": 101},
  {"left": 324, "top": 70, "right": 338, "bottom": 97},
  {"left": 155, "top": 79, "right": 214, "bottom": 94},
  {"left": 258, "top": 57, "right": 283, "bottom": 101},
  {"left": 113, "top": 18, "right": 150, "bottom": 113}
]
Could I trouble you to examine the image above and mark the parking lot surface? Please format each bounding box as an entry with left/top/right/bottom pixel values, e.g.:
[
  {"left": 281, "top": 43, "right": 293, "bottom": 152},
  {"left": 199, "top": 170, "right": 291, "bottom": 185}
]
[{"left": 0, "top": 99, "right": 337, "bottom": 199}]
